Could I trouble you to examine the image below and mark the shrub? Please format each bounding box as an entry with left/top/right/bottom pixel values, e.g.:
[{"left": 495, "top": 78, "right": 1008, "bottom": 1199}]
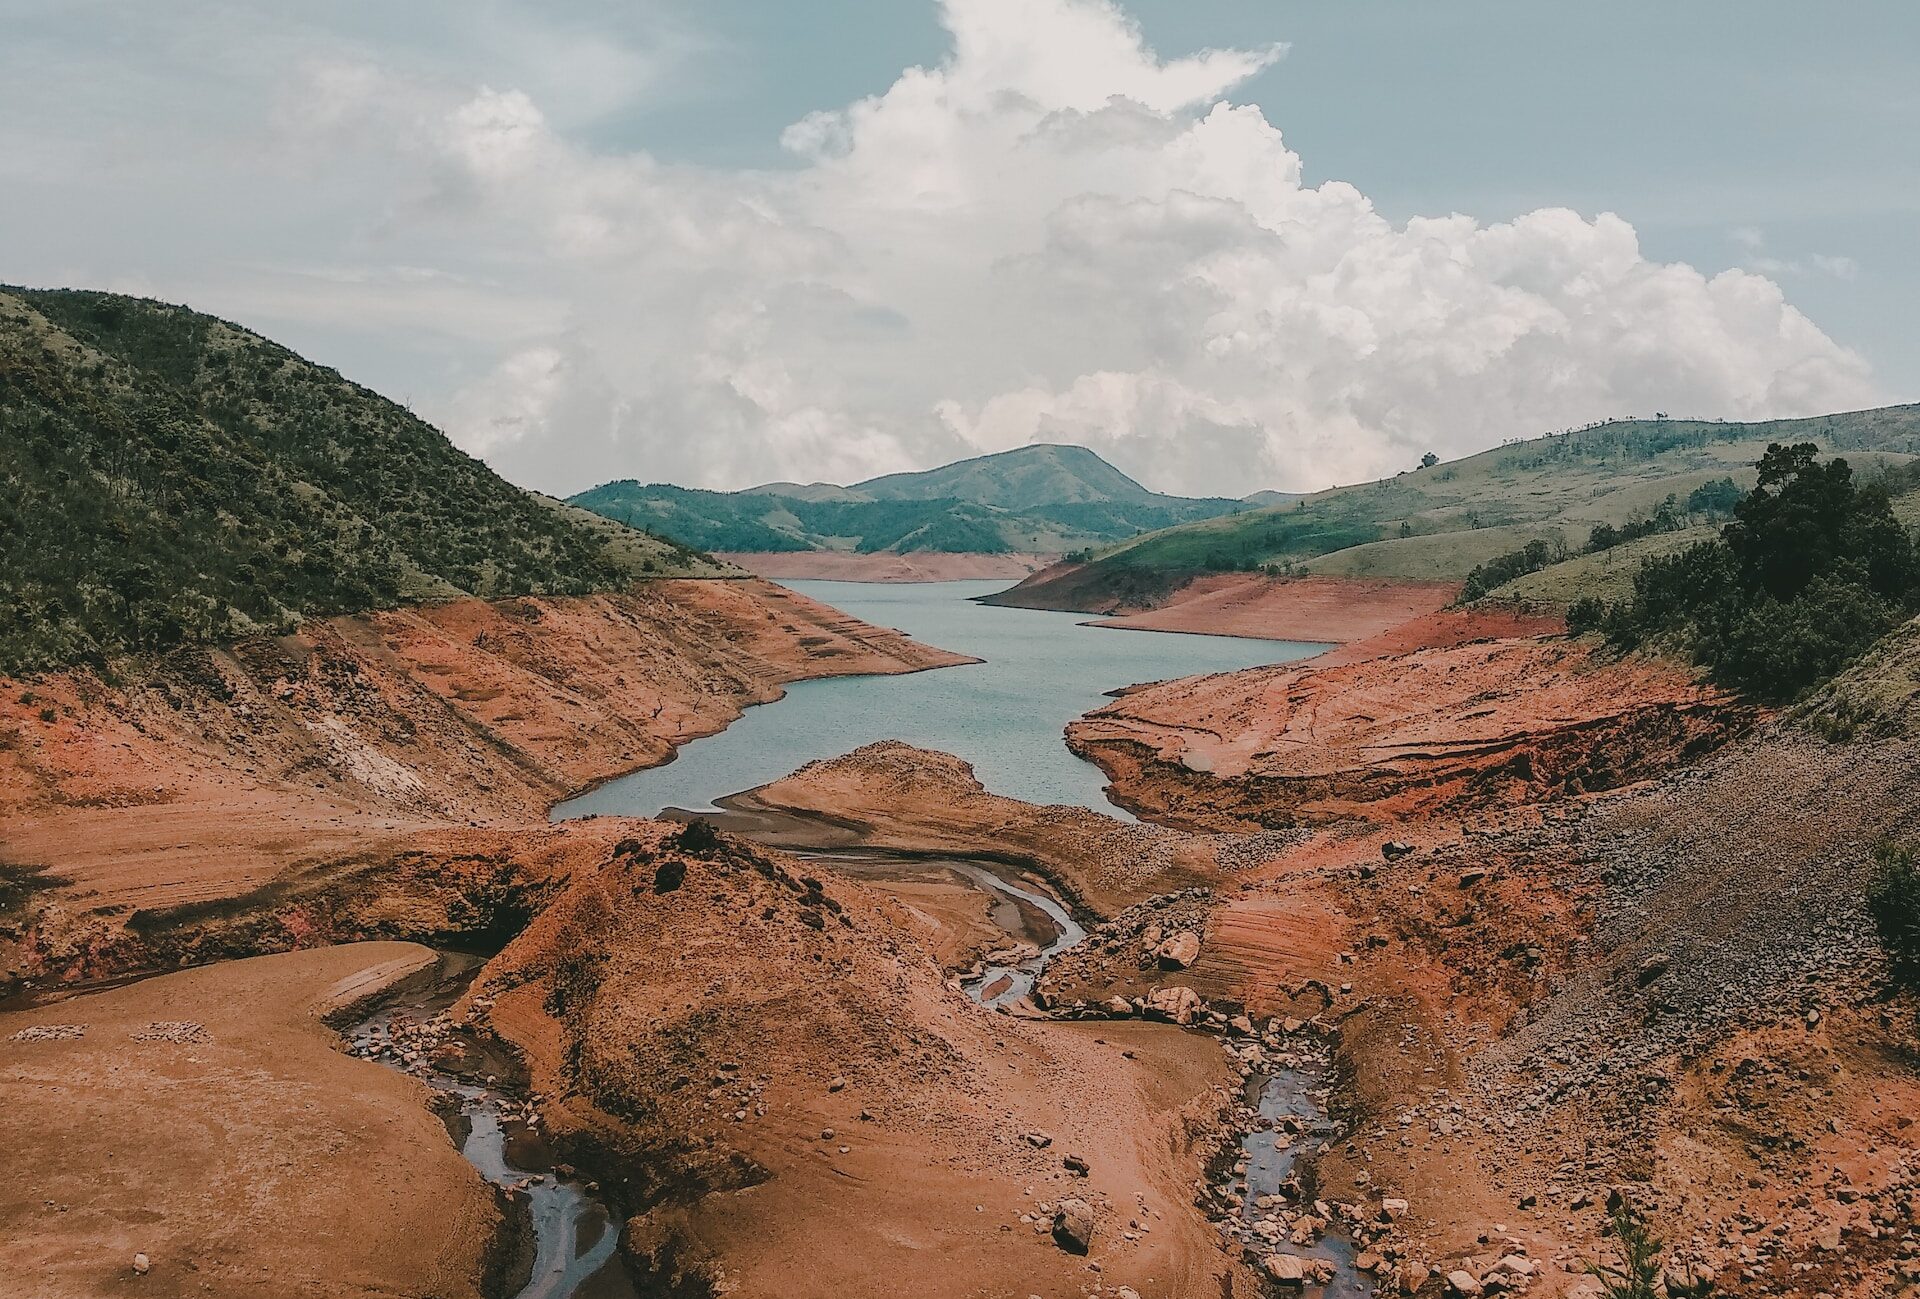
[
  {"left": 1565, "top": 597, "right": 1608, "bottom": 634},
  {"left": 1867, "top": 841, "right": 1920, "bottom": 990},
  {"left": 1588, "top": 1206, "right": 1713, "bottom": 1299},
  {"left": 1460, "top": 538, "right": 1566, "bottom": 601},
  {"left": 1595, "top": 445, "right": 1920, "bottom": 701}
]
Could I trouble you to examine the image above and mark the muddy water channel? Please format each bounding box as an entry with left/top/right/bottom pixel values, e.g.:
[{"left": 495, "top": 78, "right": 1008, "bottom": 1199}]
[{"left": 347, "top": 958, "right": 633, "bottom": 1299}]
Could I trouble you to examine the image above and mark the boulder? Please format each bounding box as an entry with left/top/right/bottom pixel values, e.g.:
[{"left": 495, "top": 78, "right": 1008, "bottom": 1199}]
[
  {"left": 1400, "top": 1263, "right": 1431, "bottom": 1294},
  {"left": 1262, "top": 1254, "right": 1308, "bottom": 1286},
  {"left": 1051, "top": 1198, "right": 1095, "bottom": 1254},
  {"left": 1447, "top": 1270, "right": 1483, "bottom": 1296},
  {"left": 1155, "top": 930, "right": 1202, "bottom": 970},
  {"left": 1144, "top": 985, "right": 1204, "bottom": 1025}
]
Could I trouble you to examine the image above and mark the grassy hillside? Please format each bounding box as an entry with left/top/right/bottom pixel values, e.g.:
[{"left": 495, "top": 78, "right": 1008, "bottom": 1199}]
[
  {"left": 851, "top": 443, "right": 1189, "bottom": 509},
  {"left": 571, "top": 444, "right": 1249, "bottom": 555},
  {"left": 0, "top": 287, "right": 725, "bottom": 674},
  {"left": 987, "top": 405, "right": 1920, "bottom": 610}
]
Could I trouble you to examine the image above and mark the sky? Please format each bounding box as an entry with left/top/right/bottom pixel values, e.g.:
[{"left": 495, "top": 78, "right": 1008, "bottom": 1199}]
[{"left": 3, "top": 0, "right": 1915, "bottom": 498}]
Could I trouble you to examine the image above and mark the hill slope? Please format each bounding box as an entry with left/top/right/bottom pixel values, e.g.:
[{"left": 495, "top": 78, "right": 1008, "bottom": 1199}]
[
  {"left": 852, "top": 442, "right": 1171, "bottom": 508},
  {"left": 570, "top": 443, "right": 1250, "bottom": 556},
  {"left": 0, "top": 287, "right": 726, "bottom": 672},
  {"left": 987, "top": 405, "right": 1920, "bottom": 611}
]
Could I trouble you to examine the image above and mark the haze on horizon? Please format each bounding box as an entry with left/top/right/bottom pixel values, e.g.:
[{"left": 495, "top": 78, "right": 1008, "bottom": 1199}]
[{"left": 4, "top": 0, "right": 1914, "bottom": 498}]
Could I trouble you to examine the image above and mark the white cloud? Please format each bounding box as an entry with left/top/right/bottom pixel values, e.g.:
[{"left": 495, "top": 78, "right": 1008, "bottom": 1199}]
[{"left": 12, "top": 0, "right": 1884, "bottom": 496}]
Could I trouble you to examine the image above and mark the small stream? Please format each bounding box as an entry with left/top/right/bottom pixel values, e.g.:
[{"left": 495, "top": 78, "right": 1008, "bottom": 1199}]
[
  {"left": 1229, "top": 1059, "right": 1369, "bottom": 1296},
  {"left": 346, "top": 960, "right": 632, "bottom": 1299}
]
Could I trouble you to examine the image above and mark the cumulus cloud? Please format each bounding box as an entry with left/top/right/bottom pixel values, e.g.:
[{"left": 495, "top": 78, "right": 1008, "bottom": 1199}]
[{"left": 25, "top": 0, "right": 1886, "bottom": 496}]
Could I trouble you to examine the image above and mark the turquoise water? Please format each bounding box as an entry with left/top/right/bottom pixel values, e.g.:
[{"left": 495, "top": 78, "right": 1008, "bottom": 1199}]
[{"left": 553, "top": 579, "right": 1325, "bottom": 820}]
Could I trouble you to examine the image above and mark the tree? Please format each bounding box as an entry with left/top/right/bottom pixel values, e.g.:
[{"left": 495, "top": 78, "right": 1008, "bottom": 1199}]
[
  {"left": 1588, "top": 444, "right": 1920, "bottom": 701},
  {"left": 1420, "top": 451, "right": 1440, "bottom": 469}
]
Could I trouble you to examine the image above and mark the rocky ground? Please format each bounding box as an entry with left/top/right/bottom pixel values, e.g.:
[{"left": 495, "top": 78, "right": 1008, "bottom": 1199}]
[
  {"left": 1036, "top": 621, "right": 1920, "bottom": 1299},
  {"left": 457, "top": 819, "right": 1252, "bottom": 1298}
]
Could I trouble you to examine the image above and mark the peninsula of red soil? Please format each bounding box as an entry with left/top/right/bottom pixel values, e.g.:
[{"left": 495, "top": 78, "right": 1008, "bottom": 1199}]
[
  {"left": 1068, "top": 612, "right": 1753, "bottom": 830},
  {"left": 719, "top": 551, "right": 1055, "bottom": 582},
  {"left": 1092, "top": 573, "right": 1462, "bottom": 644},
  {"left": 463, "top": 821, "right": 1249, "bottom": 1299}
]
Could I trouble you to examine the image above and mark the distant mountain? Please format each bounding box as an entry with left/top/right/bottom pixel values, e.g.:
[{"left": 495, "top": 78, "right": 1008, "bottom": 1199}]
[
  {"left": 570, "top": 444, "right": 1250, "bottom": 556},
  {"left": 852, "top": 443, "right": 1177, "bottom": 509},
  {"left": 0, "top": 287, "right": 725, "bottom": 673}
]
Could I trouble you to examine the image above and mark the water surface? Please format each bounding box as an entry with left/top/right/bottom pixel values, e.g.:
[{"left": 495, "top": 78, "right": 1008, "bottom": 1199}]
[{"left": 556, "top": 579, "right": 1323, "bottom": 819}]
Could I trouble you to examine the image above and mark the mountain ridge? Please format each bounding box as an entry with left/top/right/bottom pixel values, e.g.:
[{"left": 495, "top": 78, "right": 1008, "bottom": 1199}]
[{"left": 570, "top": 442, "right": 1252, "bottom": 556}]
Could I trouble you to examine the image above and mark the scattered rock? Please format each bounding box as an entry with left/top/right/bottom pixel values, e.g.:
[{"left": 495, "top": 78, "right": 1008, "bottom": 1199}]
[
  {"left": 1263, "top": 1254, "right": 1308, "bottom": 1286},
  {"left": 1155, "top": 930, "right": 1202, "bottom": 970},
  {"left": 1051, "top": 1198, "right": 1094, "bottom": 1254},
  {"left": 132, "top": 1252, "right": 150, "bottom": 1276},
  {"left": 1144, "top": 985, "right": 1203, "bottom": 1025}
]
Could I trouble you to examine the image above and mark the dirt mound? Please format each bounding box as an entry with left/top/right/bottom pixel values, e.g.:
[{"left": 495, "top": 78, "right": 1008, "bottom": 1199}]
[
  {"left": 1091, "top": 574, "right": 1463, "bottom": 644},
  {"left": 1067, "top": 636, "right": 1752, "bottom": 830},
  {"left": 736, "top": 740, "right": 1262, "bottom": 914},
  {"left": 464, "top": 822, "right": 1246, "bottom": 1298}
]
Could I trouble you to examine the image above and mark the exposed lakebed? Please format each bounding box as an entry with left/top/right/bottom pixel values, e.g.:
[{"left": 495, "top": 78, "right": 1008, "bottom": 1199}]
[{"left": 414, "top": 581, "right": 1352, "bottom": 1298}]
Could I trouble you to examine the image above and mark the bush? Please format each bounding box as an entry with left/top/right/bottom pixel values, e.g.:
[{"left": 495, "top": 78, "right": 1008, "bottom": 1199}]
[
  {"left": 1588, "top": 1206, "right": 1713, "bottom": 1299},
  {"left": 1587, "top": 445, "right": 1920, "bottom": 701},
  {"left": 1460, "top": 538, "right": 1565, "bottom": 601},
  {"left": 1565, "top": 597, "right": 1608, "bottom": 634},
  {"left": 1867, "top": 841, "right": 1920, "bottom": 990}
]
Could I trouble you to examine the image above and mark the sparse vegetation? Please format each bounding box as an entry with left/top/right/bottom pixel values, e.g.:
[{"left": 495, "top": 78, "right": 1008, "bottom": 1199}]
[
  {"left": 1587, "top": 1206, "right": 1714, "bottom": 1299},
  {"left": 992, "top": 404, "right": 1920, "bottom": 605}
]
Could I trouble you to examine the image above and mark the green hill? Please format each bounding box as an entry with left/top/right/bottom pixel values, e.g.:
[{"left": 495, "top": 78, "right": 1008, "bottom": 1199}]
[
  {"left": 570, "top": 444, "right": 1251, "bottom": 555},
  {"left": 0, "top": 287, "right": 726, "bottom": 674},
  {"left": 986, "top": 405, "right": 1920, "bottom": 611},
  {"left": 851, "top": 443, "right": 1179, "bottom": 509}
]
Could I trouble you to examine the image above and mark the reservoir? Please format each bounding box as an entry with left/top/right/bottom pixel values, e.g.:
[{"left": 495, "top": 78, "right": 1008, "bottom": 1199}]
[{"left": 554, "top": 578, "right": 1324, "bottom": 820}]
